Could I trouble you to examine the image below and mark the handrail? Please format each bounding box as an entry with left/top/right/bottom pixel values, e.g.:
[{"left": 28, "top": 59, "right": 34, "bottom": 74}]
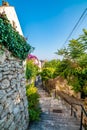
[
  {"left": 70, "top": 102, "right": 87, "bottom": 130},
  {"left": 70, "top": 102, "right": 87, "bottom": 116},
  {"left": 56, "top": 91, "right": 87, "bottom": 130}
]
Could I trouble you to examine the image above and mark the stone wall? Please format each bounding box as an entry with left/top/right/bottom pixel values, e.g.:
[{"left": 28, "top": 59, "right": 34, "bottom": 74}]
[
  {"left": 0, "top": 49, "right": 29, "bottom": 130},
  {"left": 43, "top": 76, "right": 80, "bottom": 98}
]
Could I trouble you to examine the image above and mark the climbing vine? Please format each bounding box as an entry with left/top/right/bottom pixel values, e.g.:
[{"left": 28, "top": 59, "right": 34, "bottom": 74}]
[{"left": 0, "top": 13, "right": 34, "bottom": 60}]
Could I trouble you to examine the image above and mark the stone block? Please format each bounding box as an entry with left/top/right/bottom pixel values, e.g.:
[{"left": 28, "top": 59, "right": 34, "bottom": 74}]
[
  {"left": 0, "top": 52, "right": 6, "bottom": 64},
  {"left": 0, "top": 90, "right": 6, "bottom": 99},
  {"left": 11, "top": 78, "right": 16, "bottom": 86},
  {"left": 4, "top": 115, "right": 14, "bottom": 129},
  {"left": 1, "top": 79, "right": 10, "bottom": 89},
  {"left": 14, "top": 94, "right": 21, "bottom": 105},
  {"left": 9, "top": 122, "right": 16, "bottom": 130},
  {"left": 0, "top": 105, "right": 3, "bottom": 113},
  {"left": 10, "top": 68, "right": 16, "bottom": 71},
  {"left": 0, "top": 73, "right": 2, "bottom": 78},
  {"left": 3, "top": 71, "right": 10, "bottom": 75},
  {"left": 6, "top": 88, "right": 12, "bottom": 93},
  {"left": 19, "top": 102, "right": 24, "bottom": 111},
  {"left": 3, "top": 66, "right": 9, "bottom": 72},
  {"left": 0, "top": 67, "right": 3, "bottom": 72},
  {"left": 13, "top": 107, "right": 19, "bottom": 115},
  {"left": 0, "top": 116, "right": 7, "bottom": 128},
  {"left": 6, "top": 90, "right": 15, "bottom": 98},
  {"left": 0, "top": 109, "right": 8, "bottom": 119}
]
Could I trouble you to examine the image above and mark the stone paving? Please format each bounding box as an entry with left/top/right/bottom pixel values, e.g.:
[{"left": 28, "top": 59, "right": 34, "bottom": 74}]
[{"left": 28, "top": 85, "right": 80, "bottom": 130}]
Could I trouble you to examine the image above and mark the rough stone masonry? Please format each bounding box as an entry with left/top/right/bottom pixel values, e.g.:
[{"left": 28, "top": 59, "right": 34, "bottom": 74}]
[{"left": 0, "top": 49, "right": 29, "bottom": 130}]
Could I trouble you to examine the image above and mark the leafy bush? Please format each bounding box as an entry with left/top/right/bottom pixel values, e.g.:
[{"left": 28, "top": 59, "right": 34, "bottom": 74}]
[
  {"left": 41, "top": 67, "right": 55, "bottom": 81},
  {"left": 0, "top": 13, "right": 34, "bottom": 60},
  {"left": 25, "top": 60, "right": 39, "bottom": 80},
  {"left": 43, "top": 59, "right": 60, "bottom": 68},
  {"left": 40, "top": 60, "right": 60, "bottom": 81},
  {"left": 26, "top": 84, "right": 41, "bottom": 121}
]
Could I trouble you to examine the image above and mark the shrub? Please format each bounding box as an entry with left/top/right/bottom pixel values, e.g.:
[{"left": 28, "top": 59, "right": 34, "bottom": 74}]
[
  {"left": 40, "top": 67, "right": 55, "bottom": 81},
  {"left": 26, "top": 84, "right": 41, "bottom": 121},
  {"left": 25, "top": 60, "right": 39, "bottom": 80},
  {"left": 40, "top": 60, "right": 61, "bottom": 81}
]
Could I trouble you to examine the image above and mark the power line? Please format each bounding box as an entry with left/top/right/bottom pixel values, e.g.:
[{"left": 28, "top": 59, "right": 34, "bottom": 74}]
[
  {"left": 62, "top": 8, "right": 87, "bottom": 47},
  {"left": 71, "top": 14, "right": 87, "bottom": 37}
]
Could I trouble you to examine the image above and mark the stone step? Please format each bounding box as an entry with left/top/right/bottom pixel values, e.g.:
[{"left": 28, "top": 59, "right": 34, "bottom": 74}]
[
  {"left": 33, "top": 119, "right": 80, "bottom": 126},
  {"left": 41, "top": 111, "right": 72, "bottom": 118},
  {"left": 29, "top": 121, "right": 80, "bottom": 130},
  {"left": 39, "top": 116, "right": 80, "bottom": 125},
  {"left": 40, "top": 113, "right": 76, "bottom": 119},
  {"left": 28, "top": 85, "right": 80, "bottom": 130},
  {"left": 41, "top": 112, "right": 79, "bottom": 119},
  {"left": 40, "top": 107, "right": 70, "bottom": 113}
]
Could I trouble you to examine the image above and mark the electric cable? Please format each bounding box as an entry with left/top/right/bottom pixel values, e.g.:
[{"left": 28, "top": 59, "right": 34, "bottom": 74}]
[{"left": 62, "top": 8, "right": 87, "bottom": 48}]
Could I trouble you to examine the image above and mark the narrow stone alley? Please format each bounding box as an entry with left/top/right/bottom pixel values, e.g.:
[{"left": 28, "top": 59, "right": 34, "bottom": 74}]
[{"left": 28, "top": 84, "right": 80, "bottom": 130}]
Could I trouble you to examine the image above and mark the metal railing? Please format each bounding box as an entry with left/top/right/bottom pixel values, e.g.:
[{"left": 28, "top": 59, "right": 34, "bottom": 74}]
[
  {"left": 55, "top": 90, "right": 87, "bottom": 130},
  {"left": 56, "top": 91, "right": 87, "bottom": 130},
  {"left": 71, "top": 103, "right": 87, "bottom": 130}
]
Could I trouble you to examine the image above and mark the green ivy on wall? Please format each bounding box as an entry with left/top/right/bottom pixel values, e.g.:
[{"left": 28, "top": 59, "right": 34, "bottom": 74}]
[{"left": 0, "top": 13, "right": 34, "bottom": 60}]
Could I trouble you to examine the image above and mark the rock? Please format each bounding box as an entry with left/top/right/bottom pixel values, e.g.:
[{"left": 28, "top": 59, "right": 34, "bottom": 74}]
[
  {"left": 3, "top": 66, "right": 9, "bottom": 71},
  {"left": 9, "top": 122, "right": 16, "bottom": 130},
  {"left": 3, "top": 71, "right": 10, "bottom": 75},
  {"left": 13, "top": 107, "right": 19, "bottom": 115},
  {"left": 1, "top": 79, "right": 10, "bottom": 89},
  {"left": 6, "top": 90, "right": 15, "bottom": 98},
  {"left": 11, "top": 78, "right": 16, "bottom": 86},
  {"left": 0, "top": 116, "right": 7, "bottom": 128},
  {"left": 0, "top": 73, "right": 2, "bottom": 78},
  {"left": 14, "top": 94, "right": 21, "bottom": 104},
  {"left": 6, "top": 88, "right": 12, "bottom": 93},
  {"left": 0, "top": 52, "right": 6, "bottom": 64},
  {"left": 0, "top": 105, "right": 3, "bottom": 113},
  {"left": 4, "top": 115, "right": 14, "bottom": 129},
  {"left": 0, "top": 90, "right": 6, "bottom": 99}
]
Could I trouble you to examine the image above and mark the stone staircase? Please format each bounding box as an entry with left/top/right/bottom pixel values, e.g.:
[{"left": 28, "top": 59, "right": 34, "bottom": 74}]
[{"left": 28, "top": 85, "right": 80, "bottom": 130}]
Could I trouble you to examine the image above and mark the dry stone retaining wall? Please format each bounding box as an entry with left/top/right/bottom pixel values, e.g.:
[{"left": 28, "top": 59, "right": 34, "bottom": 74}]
[
  {"left": 0, "top": 49, "right": 29, "bottom": 130},
  {"left": 43, "top": 76, "right": 80, "bottom": 98}
]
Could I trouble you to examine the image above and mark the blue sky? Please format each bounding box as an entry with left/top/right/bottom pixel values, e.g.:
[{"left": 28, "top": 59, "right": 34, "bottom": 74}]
[{"left": 1, "top": 0, "right": 87, "bottom": 60}]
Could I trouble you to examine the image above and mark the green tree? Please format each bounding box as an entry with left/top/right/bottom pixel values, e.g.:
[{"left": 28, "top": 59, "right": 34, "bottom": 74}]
[{"left": 55, "top": 29, "right": 87, "bottom": 98}]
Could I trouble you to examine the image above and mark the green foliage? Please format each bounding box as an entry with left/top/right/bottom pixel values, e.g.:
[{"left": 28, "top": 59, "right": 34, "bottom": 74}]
[
  {"left": 26, "top": 84, "right": 41, "bottom": 121},
  {"left": 0, "top": 13, "right": 34, "bottom": 60},
  {"left": 54, "top": 60, "right": 73, "bottom": 78},
  {"left": 55, "top": 29, "right": 87, "bottom": 97},
  {"left": 25, "top": 60, "right": 39, "bottom": 80},
  {"left": 41, "top": 67, "right": 55, "bottom": 81},
  {"left": 56, "top": 39, "right": 85, "bottom": 61},
  {"left": 40, "top": 60, "right": 60, "bottom": 81},
  {"left": 43, "top": 59, "right": 60, "bottom": 68},
  {"left": 0, "top": 45, "right": 4, "bottom": 55}
]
